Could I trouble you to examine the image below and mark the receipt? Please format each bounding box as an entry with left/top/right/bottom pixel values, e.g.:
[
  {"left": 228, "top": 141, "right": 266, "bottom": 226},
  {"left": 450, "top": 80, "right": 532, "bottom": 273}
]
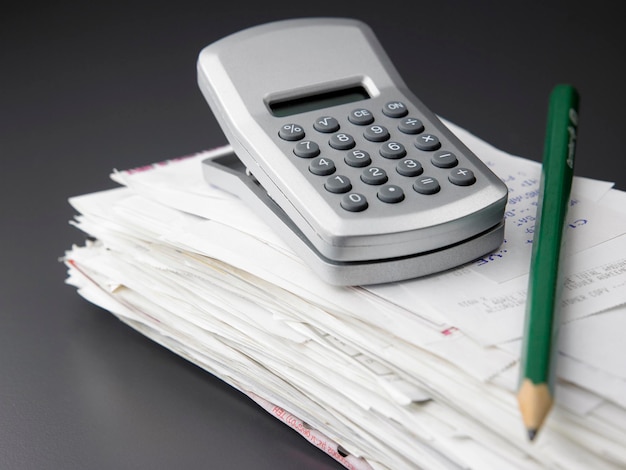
[{"left": 410, "top": 234, "right": 626, "bottom": 345}]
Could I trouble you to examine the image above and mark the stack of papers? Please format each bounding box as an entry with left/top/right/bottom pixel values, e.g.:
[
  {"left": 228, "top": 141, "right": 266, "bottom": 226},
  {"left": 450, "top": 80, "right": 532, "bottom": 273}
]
[{"left": 64, "top": 121, "right": 626, "bottom": 469}]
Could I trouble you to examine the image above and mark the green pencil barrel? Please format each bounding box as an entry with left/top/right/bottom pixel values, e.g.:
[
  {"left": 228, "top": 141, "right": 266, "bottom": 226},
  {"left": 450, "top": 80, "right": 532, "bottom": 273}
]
[{"left": 520, "top": 84, "right": 579, "bottom": 387}]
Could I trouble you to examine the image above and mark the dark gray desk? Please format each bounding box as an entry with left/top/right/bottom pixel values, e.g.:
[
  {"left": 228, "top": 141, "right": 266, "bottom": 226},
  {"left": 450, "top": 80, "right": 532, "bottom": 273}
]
[{"left": 2, "top": 2, "right": 624, "bottom": 469}]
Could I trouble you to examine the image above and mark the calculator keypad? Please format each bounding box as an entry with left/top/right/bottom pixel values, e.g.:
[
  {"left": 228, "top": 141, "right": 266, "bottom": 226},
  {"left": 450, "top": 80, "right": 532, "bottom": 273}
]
[{"left": 280, "top": 100, "right": 477, "bottom": 212}]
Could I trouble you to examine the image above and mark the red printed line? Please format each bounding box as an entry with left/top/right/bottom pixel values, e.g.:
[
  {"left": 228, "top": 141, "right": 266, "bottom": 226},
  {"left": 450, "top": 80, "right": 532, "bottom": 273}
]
[
  {"left": 269, "top": 404, "right": 360, "bottom": 470},
  {"left": 441, "top": 326, "right": 459, "bottom": 336}
]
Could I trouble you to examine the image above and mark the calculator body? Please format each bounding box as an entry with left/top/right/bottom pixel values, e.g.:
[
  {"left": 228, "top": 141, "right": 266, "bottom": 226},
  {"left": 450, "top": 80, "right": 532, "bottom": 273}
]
[{"left": 197, "top": 18, "right": 508, "bottom": 285}]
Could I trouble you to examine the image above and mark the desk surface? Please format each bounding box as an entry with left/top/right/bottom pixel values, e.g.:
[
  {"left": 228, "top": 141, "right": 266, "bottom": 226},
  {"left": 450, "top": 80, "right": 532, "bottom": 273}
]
[{"left": 2, "top": 2, "right": 624, "bottom": 469}]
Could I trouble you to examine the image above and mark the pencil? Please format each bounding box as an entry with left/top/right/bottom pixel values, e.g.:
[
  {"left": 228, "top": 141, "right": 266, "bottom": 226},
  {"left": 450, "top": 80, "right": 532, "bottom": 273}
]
[{"left": 517, "top": 84, "right": 579, "bottom": 441}]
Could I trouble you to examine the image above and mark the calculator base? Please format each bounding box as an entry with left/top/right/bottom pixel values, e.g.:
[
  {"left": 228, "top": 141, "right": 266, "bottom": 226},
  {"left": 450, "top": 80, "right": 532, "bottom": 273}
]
[{"left": 202, "top": 147, "right": 505, "bottom": 286}]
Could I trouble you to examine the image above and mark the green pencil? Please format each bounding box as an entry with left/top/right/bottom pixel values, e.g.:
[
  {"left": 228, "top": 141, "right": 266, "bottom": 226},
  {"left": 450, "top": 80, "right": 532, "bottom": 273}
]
[{"left": 517, "top": 84, "right": 579, "bottom": 441}]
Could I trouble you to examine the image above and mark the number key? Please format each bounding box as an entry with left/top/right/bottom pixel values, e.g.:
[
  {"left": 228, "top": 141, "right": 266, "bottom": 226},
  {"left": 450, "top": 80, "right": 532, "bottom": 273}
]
[
  {"left": 396, "top": 159, "right": 423, "bottom": 177},
  {"left": 329, "top": 133, "right": 355, "bottom": 150},
  {"left": 379, "top": 141, "right": 406, "bottom": 159},
  {"left": 309, "top": 157, "right": 336, "bottom": 176},
  {"left": 363, "top": 125, "right": 390, "bottom": 142},
  {"left": 361, "top": 166, "right": 388, "bottom": 185},
  {"left": 341, "top": 193, "right": 368, "bottom": 212},
  {"left": 325, "top": 175, "right": 352, "bottom": 193},
  {"left": 345, "top": 149, "right": 371, "bottom": 167},
  {"left": 293, "top": 140, "right": 320, "bottom": 158}
]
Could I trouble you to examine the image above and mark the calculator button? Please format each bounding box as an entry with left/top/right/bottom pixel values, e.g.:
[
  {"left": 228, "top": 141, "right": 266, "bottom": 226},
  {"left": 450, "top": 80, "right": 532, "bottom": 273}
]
[
  {"left": 414, "top": 134, "right": 441, "bottom": 151},
  {"left": 382, "top": 101, "right": 408, "bottom": 118},
  {"left": 345, "top": 149, "right": 371, "bottom": 167},
  {"left": 341, "top": 193, "right": 368, "bottom": 212},
  {"left": 325, "top": 175, "right": 352, "bottom": 193},
  {"left": 329, "top": 132, "right": 355, "bottom": 150},
  {"left": 361, "top": 167, "right": 388, "bottom": 185},
  {"left": 448, "top": 168, "right": 476, "bottom": 186},
  {"left": 379, "top": 141, "right": 406, "bottom": 159},
  {"left": 309, "top": 157, "right": 336, "bottom": 176},
  {"left": 396, "top": 159, "right": 423, "bottom": 177},
  {"left": 431, "top": 150, "right": 458, "bottom": 168},
  {"left": 363, "top": 125, "right": 390, "bottom": 142},
  {"left": 314, "top": 116, "right": 340, "bottom": 133},
  {"left": 398, "top": 117, "right": 424, "bottom": 134},
  {"left": 348, "top": 108, "right": 374, "bottom": 125},
  {"left": 293, "top": 140, "right": 320, "bottom": 158},
  {"left": 413, "top": 176, "right": 441, "bottom": 194},
  {"left": 279, "top": 123, "right": 305, "bottom": 141},
  {"left": 377, "top": 185, "right": 405, "bottom": 203}
]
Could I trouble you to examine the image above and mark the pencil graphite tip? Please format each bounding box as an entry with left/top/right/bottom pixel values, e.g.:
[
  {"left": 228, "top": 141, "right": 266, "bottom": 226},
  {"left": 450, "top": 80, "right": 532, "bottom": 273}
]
[{"left": 517, "top": 379, "right": 554, "bottom": 440}]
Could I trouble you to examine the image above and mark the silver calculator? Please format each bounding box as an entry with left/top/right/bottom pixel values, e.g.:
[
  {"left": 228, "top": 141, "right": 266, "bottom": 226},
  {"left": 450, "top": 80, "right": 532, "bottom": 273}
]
[{"left": 198, "top": 18, "right": 508, "bottom": 285}]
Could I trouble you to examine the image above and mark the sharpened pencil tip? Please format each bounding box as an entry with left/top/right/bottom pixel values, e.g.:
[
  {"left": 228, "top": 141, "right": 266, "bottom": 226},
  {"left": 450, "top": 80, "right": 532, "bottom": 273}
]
[{"left": 517, "top": 380, "right": 553, "bottom": 442}]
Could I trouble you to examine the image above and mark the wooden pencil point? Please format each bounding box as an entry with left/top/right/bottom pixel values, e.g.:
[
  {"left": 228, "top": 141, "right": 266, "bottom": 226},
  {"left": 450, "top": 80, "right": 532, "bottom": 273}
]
[{"left": 517, "top": 379, "right": 554, "bottom": 440}]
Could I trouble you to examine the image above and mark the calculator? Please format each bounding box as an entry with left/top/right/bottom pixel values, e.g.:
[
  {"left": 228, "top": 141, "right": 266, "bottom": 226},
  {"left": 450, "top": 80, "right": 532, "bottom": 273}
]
[{"left": 198, "top": 18, "right": 508, "bottom": 285}]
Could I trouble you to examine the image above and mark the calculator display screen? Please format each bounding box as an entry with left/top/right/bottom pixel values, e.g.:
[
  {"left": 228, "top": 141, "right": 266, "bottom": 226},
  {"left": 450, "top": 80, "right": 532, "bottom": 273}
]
[{"left": 269, "top": 86, "right": 370, "bottom": 117}]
